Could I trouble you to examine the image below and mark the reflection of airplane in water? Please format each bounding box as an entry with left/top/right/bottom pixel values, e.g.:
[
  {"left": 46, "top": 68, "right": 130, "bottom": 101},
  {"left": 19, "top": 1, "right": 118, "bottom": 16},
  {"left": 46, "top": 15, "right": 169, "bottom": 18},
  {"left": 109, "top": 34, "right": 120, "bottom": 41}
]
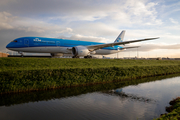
[
  {"left": 0, "top": 86, "right": 157, "bottom": 107},
  {"left": 103, "top": 88, "right": 156, "bottom": 103}
]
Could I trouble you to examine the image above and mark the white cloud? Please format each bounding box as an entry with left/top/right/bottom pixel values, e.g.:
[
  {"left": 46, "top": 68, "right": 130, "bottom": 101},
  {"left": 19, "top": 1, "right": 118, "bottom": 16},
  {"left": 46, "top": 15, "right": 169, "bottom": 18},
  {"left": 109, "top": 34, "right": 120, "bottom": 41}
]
[
  {"left": 125, "top": 43, "right": 180, "bottom": 52},
  {"left": 0, "top": 0, "right": 180, "bottom": 58},
  {"left": 0, "top": 12, "right": 74, "bottom": 37},
  {"left": 119, "top": 0, "right": 162, "bottom": 26},
  {"left": 169, "top": 18, "right": 179, "bottom": 24},
  {"left": 55, "top": 28, "right": 73, "bottom": 34},
  {"left": 0, "top": 0, "right": 163, "bottom": 32},
  {"left": 58, "top": 34, "right": 109, "bottom": 43},
  {"left": 0, "top": 12, "right": 15, "bottom": 30}
]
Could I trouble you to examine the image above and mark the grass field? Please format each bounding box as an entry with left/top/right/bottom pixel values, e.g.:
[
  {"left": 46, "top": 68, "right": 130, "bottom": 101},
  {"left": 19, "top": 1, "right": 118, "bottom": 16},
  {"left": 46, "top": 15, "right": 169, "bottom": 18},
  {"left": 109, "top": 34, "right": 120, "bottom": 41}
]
[
  {"left": 1, "top": 58, "right": 180, "bottom": 94},
  {"left": 1, "top": 57, "right": 180, "bottom": 71}
]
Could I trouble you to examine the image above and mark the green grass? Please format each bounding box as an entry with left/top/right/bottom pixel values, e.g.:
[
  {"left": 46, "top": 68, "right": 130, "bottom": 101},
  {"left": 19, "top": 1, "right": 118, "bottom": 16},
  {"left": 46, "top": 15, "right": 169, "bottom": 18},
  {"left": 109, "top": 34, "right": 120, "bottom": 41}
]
[
  {"left": 1, "top": 57, "right": 180, "bottom": 71},
  {"left": 1, "top": 74, "right": 180, "bottom": 106},
  {"left": 154, "top": 97, "right": 180, "bottom": 120},
  {"left": 1, "top": 58, "right": 180, "bottom": 94}
]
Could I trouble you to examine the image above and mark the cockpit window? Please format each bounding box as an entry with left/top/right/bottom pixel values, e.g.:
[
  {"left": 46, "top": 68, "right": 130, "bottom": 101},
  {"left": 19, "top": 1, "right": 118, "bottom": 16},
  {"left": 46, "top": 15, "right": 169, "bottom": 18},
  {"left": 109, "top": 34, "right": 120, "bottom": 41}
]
[{"left": 11, "top": 40, "right": 18, "bottom": 42}]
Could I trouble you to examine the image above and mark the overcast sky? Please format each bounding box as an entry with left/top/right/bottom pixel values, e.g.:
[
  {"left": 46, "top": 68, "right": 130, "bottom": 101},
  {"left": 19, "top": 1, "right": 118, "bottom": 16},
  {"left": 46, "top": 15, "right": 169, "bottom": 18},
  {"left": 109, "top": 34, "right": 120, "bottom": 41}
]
[{"left": 0, "top": 0, "right": 180, "bottom": 58}]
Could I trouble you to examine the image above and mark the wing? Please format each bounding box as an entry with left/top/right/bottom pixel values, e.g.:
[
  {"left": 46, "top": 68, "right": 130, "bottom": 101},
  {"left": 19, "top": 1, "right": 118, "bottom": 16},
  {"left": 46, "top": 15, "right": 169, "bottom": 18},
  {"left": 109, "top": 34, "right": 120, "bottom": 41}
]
[
  {"left": 119, "top": 46, "right": 140, "bottom": 50},
  {"left": 87, "top": 37, "right": 159, "bottom": 51}
]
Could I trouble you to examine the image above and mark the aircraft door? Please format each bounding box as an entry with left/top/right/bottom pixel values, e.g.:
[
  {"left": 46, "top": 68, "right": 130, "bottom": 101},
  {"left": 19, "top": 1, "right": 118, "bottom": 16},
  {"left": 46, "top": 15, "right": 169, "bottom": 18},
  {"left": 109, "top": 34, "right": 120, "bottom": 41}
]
[
  {"left": 24, "top": 39, "right": 29, "bottom": 46},
  {"left": 56, "top": 41, "right": 60, "bottom": 47}
]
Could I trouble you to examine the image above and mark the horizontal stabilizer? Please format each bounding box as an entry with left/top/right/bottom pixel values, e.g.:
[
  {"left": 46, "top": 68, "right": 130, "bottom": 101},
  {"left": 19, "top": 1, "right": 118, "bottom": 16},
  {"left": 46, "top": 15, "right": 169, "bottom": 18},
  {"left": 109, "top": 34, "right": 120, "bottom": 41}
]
[{"left": 119, "top": 46, "right": 140, "bottom": 50}]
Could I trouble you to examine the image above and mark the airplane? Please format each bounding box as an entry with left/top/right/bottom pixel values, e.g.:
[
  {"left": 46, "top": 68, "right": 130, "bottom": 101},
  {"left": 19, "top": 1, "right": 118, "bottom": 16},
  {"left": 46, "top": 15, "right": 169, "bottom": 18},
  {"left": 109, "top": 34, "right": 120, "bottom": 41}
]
[{"left": 6, "top": 30, "right": 159, "bottom": 58}]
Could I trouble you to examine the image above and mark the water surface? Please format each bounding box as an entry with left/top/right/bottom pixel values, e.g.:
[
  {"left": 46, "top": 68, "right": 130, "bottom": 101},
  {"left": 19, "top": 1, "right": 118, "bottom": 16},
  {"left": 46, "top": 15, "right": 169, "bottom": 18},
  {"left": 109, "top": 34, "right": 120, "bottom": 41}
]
[{"left": 0, "top": 74, "right": 180, "bottom": 120}]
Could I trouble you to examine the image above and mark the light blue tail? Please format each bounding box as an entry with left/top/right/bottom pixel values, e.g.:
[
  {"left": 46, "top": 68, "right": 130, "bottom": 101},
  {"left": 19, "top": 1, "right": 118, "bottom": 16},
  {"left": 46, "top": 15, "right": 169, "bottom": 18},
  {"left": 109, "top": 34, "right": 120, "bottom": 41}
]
[{"left": 114, "top": 30, "right": 125, "bottom": 43}]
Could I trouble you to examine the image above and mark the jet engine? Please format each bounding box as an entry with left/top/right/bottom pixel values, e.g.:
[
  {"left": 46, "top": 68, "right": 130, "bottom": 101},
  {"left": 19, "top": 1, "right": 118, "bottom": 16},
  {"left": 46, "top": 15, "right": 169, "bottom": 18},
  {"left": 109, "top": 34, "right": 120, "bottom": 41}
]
[{"left": 72, "top": 46, "right": 90, "bottom": 57}]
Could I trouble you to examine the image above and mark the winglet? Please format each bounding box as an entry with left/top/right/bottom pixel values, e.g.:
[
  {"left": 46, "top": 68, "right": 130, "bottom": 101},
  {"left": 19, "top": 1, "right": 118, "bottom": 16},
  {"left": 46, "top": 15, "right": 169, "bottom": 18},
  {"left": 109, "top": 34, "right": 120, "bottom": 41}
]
[{"left": 114, "top": 30, "right": 126, "bottom": 43}]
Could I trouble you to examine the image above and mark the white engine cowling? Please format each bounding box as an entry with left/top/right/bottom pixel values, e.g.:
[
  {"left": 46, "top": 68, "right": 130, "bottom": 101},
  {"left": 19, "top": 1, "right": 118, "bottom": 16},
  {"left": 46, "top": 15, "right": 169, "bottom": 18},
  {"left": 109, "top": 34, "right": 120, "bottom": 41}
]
[
  {"left": 90, "top": 51, "right": 96, "bottom": 54},
  {"left": 72, "top": 46, "right": 90, "bottom": 56}
]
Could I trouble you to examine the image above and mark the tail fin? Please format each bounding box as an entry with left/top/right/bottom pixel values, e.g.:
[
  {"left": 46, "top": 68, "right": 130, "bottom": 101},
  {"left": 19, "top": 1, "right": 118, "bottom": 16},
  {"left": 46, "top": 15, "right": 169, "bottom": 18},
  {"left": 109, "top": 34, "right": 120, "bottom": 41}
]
[{"left": 114, "top": 30, "right": 126, "bottom": 43}]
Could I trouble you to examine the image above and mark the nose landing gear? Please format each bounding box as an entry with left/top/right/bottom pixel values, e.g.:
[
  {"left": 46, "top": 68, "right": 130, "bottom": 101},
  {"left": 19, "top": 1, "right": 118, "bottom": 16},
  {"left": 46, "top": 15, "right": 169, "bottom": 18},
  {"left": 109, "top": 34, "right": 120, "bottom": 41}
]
[{"left": 18, "top": 51, "right": 24, "bottom": 57}]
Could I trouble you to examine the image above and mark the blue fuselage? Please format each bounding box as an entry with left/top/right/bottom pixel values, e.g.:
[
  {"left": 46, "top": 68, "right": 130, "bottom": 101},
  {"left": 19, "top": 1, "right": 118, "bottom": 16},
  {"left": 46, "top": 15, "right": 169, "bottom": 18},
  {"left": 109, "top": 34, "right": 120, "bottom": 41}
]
[{"left": 6, "top": 37, "right": 123, "bottom": 55}]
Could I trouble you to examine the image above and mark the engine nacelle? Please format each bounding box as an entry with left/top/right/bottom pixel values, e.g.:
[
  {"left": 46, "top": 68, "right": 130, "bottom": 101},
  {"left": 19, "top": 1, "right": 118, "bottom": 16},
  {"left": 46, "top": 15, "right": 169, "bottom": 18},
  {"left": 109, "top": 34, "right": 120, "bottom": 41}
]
[
  {"left": 72, "top": 46, "right": 90, "bottom": 57},
  {"left": 90, "top": 51, "right": 96, "bottom": 54}
]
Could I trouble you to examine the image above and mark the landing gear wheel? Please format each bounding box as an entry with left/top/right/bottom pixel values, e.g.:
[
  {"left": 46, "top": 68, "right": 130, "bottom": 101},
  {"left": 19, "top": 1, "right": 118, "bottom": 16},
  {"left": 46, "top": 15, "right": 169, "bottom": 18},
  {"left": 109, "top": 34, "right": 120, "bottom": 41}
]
[
  {"left": 84, "top": 55, "right": 92, "bottom": 59},
  {"left": 72, "top": 56, "right": 79, "bottom": 58}
]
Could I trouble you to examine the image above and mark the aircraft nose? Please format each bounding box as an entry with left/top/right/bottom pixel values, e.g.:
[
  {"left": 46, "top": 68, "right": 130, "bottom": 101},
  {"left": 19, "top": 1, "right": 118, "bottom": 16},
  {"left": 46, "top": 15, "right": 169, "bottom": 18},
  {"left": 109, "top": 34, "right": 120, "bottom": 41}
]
[{"left": 6, "top": 43, "right": 12, "bottom": 49}]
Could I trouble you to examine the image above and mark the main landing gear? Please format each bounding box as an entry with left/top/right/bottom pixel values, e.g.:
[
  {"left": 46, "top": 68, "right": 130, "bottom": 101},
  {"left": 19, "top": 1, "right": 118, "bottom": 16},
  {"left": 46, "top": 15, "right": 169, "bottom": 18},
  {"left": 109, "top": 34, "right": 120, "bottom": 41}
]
[
  {"left": 84, "top": 55, "right": 92, "bottom": 59},
  {"left": 72, "top": 56, "right": 79, "bottom": 58},
  {"left": 72, "top": 56, "right": 92, "bottom": 58}
]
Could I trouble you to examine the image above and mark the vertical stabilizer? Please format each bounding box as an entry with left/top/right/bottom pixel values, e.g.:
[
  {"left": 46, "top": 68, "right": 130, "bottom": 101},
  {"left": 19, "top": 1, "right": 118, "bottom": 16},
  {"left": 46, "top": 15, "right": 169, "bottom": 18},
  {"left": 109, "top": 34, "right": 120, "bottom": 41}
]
[{"left": 114, "top": 30, "right": 126, "bottom": 43}]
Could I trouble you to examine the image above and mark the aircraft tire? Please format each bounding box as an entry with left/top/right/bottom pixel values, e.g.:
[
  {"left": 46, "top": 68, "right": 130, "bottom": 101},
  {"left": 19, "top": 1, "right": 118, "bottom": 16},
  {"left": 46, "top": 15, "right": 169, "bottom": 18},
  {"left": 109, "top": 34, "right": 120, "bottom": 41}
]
[
  {"left": 72, "top": 56, "right": 79, "bottom": 58},
  {"left": 84, "top": 56, "right": 92, "bottom": 59}
]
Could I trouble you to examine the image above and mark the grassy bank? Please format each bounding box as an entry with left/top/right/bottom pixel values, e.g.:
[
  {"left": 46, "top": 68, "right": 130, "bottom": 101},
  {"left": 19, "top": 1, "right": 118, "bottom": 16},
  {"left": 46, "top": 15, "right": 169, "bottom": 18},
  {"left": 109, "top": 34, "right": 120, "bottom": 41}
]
[
  {"left": 155, "top": 97, "right": 180, "bottom": 120},
  {"left": 1, "top": 74, "right": 180, "bottom": 107},
  {"left": 1, "top": 58, "right": 180, "bottom": 94},
  {"left": 1, "top": 58, "right": 180, "bottom": 71}
]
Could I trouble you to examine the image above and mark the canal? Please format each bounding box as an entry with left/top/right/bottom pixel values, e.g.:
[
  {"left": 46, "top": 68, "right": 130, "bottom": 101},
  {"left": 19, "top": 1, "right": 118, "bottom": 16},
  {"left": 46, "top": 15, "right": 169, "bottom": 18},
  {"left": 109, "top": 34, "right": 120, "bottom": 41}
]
[{"left": 0, "top": 74, "right": 180, "bottom": 120}]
